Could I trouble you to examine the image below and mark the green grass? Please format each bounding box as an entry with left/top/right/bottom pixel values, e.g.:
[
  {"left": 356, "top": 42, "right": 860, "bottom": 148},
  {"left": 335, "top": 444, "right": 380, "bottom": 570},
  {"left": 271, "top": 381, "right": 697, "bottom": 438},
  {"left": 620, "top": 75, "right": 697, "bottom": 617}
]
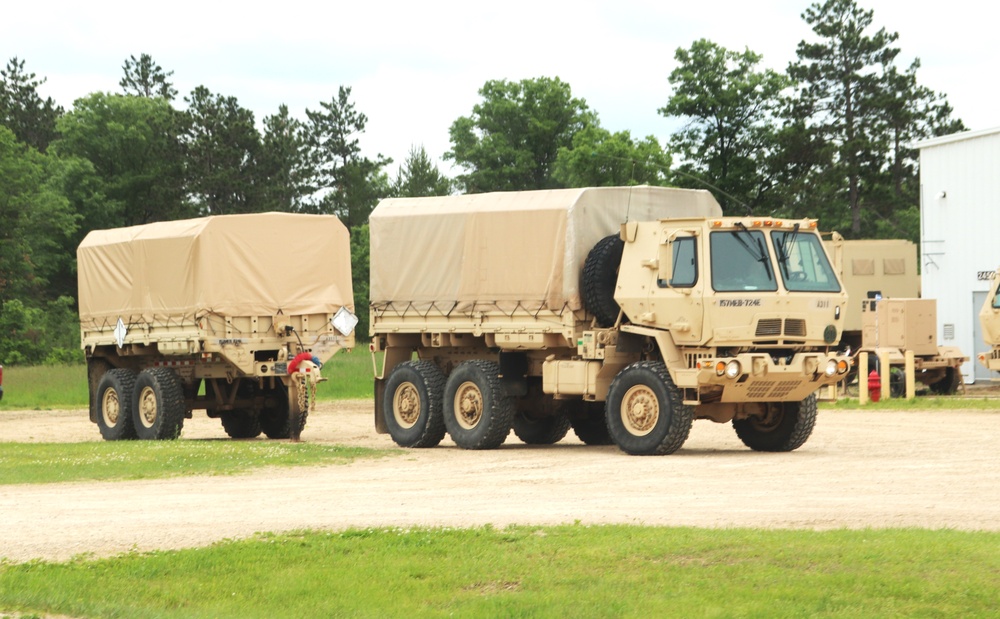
[
  {"left": 1, "top": 525, "right": 998, "bottom": 618},
  {"left": 0, "top": 364, "right": 90, "bottom": 410},
  {"left": 0, "top": 347, "right": 374, "bottom": 410},
  {"left": 0, "top": 441, "right": 389, "bottom": 485},
  {"left": 822, "top": 395, "right": 1000, "bottom": 410}
]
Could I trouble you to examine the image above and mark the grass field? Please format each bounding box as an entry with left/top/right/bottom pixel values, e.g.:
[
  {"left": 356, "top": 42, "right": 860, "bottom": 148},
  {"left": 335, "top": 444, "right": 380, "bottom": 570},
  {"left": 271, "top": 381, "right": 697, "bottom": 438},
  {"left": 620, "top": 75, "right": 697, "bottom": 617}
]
[
  {"left": 1, "top": 526, "right": 998, "bottom": 618},
  {"left": 0, "top": 441, "right": 389, "bottom": 484}
]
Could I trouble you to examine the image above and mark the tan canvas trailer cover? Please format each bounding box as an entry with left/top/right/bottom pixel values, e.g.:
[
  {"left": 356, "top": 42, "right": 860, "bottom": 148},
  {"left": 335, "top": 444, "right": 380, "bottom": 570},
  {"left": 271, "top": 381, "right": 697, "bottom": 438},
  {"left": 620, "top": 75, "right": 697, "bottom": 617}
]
[
  {"left": 79, "top": 212, "right": 355, "bottom": 368},
  {"left": 370, "top": 186, "right": 723, "bottom": 335}
]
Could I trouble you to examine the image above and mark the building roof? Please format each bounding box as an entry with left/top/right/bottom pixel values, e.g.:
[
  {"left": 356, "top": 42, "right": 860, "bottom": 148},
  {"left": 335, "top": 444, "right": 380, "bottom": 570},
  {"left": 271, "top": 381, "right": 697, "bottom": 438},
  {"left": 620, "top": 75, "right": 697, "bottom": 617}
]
[{"left": 912, "top": 126, "right": 1000, "bottom": 150}]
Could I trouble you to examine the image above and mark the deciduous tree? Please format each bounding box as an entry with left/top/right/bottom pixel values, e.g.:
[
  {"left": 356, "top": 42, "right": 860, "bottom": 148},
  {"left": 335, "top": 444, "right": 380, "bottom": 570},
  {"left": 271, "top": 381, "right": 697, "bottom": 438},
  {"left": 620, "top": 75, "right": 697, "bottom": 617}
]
[
  {"left": 552, "top": 126, "right": 670, "bottom": 188},
  {"left": 660, "top": 39, "right": 788, "bottom": 213},
  {"left": 52, "top": 92, "right": 190, "bottom": 226},
  {"left": 446, "top": 77, "right": 596, "bottom": 193}
]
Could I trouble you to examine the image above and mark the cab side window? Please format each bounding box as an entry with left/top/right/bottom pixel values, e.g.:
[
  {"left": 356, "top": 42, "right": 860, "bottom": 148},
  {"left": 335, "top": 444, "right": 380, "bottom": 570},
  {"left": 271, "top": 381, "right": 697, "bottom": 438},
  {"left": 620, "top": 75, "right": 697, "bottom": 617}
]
[{"left": 658, "top": 236, "right": 697, "bottom": 288}]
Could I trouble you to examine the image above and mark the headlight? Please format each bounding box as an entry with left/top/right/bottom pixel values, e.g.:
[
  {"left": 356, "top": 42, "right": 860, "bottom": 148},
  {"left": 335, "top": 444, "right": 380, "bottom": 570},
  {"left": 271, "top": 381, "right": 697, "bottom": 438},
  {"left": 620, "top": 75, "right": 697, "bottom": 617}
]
[
  {"left": 837, "top": 359, "right": 850, "bottom": 374},
  {"left": 824, "top": 359, "right": 838, "bottom": 377},
  {"left": 725, "top": 360, "right": 742, "bottom": 379}
]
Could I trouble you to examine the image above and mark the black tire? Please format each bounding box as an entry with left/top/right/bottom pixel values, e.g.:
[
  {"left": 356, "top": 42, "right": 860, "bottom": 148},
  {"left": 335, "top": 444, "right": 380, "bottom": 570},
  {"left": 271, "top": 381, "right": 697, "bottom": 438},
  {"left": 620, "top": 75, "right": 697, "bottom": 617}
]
[
  {"left": 889, "top": 367, "right": 906, "bottom": 398},
  {"left": 605, "top": 361, "right": 692, "bottom": 455},
  {"left": 733, "top": 394, "right": 818, "bottom": 452},
  {"left": 443, "top": 360, "right": 514, "bottom": 450},
  {"left": 95, "top": 368, "right": 138, "bottom": 441},
  {"left": 512, "top": 411, "right": 571, "bottom": 445},
  {"left": 132, "top": 367, "right": 186, "bottom": 440},
  {"left": 564, "top": 400, "right": 613, "bottom": 445},
  {"left": 221, "top": 411, "right": 262, "bottom": 439},
  {"left": 582, "top": 234, "right": 624, "bottom": 327},
  {"left": 219, "top": 379, "right": 263, "bottom": 439},
  {"left": 930, "top": 367, "right": 962, "bottom": 395},
  {"left": 260, "top": 385, "right": 299, "bottom": 439},
  {"left": 88, "top": 358, "right": 113, "bottom": 422},
  {"left": 383, "top": 361, "right": 447, "bottom": 448}
]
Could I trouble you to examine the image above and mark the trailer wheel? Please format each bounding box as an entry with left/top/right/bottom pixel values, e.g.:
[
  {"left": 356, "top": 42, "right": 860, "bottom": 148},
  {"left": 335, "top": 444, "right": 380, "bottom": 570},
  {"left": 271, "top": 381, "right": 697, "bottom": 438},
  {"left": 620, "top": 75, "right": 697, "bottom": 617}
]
[
  {"left": 606, "top": 361, "right": 692, "bottom": 455},
  {"left": 96, "top": 368, "right": 138, "bottom": 441},
  {"left": 443, "top": 360, "right": 514, "bottom": 450},
  {"left": 930, "top": 367, "right": 962, "bottom": 395},
  {"left": 733, "top": 394, "right": 817, "bottom": 452},
  {"left": 582, "top": 234, "right": 624, "bottom": 327},
  {"left": 384, "top": 361, "right": 447, "bottom": 448},
  {"left": 221, "top": 411, "right": 262, "bottom": 439},
  {"left": 132, "top": 368, "right": 186, "bottom": 440},
  {"left": 567, "top": 401, "right": 614, "bottom": 445},
  {"left": 260, "top": 385, "right": 301, "bottom": 439},
  {"left": 512, "top": 411, "right": 571, "bottom": 445}
]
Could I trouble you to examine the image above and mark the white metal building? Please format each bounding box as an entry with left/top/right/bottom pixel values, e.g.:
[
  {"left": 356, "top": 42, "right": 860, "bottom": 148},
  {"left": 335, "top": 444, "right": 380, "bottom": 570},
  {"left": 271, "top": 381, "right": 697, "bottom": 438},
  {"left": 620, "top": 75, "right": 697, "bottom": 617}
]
[{"left": 913, "top": 126, "right": 1000, "bottom": 383}]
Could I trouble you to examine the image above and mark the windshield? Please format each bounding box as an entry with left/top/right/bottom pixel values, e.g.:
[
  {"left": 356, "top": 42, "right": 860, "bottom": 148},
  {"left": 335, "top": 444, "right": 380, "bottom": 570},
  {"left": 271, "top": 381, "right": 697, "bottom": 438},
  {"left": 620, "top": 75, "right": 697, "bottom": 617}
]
[
  {"left": 710, "top": 229, "right": 778, "bottom": 292},
  {"left": 771, "top": 230, "right": 841, "bottom": 292}
]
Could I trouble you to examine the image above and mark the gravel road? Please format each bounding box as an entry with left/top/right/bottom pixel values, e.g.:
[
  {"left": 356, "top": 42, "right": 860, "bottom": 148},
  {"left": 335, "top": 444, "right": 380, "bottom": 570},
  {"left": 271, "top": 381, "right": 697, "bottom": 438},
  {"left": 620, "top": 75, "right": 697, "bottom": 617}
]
[{"left": 2, "top": 400, "right": 999, "bottom": 563}]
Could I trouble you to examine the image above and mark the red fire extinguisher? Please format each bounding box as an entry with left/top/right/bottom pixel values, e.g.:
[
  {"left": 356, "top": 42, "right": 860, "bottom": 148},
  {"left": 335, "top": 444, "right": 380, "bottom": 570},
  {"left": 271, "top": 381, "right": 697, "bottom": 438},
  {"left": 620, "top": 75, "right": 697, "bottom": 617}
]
[{"left": 868, "top": 369, "right": 881, "bottom": 402}]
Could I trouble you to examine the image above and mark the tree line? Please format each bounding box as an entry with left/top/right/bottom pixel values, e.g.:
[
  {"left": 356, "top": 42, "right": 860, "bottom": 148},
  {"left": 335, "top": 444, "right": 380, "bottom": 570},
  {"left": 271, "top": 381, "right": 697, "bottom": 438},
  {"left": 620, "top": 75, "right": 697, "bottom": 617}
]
[{"left": 0, "top": 0, "right": 963, "bottom": 364}]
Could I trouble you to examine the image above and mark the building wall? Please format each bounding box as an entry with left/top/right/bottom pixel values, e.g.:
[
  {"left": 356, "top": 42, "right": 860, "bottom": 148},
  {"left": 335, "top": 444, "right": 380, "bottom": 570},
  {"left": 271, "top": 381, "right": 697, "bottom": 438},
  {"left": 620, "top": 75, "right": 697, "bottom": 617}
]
[{"left": 918, "top": 128, "right": 1000, "bottom": 382}]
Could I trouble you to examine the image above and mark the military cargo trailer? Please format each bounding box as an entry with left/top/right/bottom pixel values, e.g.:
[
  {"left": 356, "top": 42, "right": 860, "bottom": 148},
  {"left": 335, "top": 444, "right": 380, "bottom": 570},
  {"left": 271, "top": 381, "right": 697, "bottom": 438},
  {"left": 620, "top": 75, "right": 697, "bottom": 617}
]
[
  {"left": 78, "top": 213, "right": 357, "bottom": 441},
  {"left": 824, "top": 234, "right": 966, "bottom": 395},
  {"left": 370, "top": 186, "right": 851, "bottom": 455}
]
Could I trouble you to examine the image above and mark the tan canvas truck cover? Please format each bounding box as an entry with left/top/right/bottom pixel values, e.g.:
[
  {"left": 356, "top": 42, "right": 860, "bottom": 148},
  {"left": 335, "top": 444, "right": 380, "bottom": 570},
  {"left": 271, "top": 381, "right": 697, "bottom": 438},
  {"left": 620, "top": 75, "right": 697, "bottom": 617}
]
[
  {"left": 370, "top": 186, "right": 723, "bottom": 315},
  {"left": 78, "top": 213, "right": 354, "bottom": 328}
]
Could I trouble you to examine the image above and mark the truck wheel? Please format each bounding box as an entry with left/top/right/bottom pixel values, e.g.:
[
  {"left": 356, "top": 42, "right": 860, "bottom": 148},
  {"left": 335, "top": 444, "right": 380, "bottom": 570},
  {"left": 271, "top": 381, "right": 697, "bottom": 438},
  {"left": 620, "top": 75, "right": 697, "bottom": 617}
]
[
  {"left": 889, "top": 368, "right": 906, "bottom": 398},
  {"left": 567, "top": 401, "right": 613, "bottom": 445},
  {"left": 96, "top": 368, "right": 138, "bottom": 441},
  {"left": 384, "top": 361, "right": 447, "bottom": 448},
  {"left": 512, "top": 411, "right": 571, "bottom": 445},
  {"left": 221, "top": 411, "right": 262, "bottom": 439},
  {"left": 88, "top": 359, "right": 113, "bottom": 423},
  {"left": 443, "top": 360, "right": 514, "bottom": 450},
  {"left": 582, "top": 234, "right": 624, "bottom": 327},
  {"left": 930, "top": 367, "right": 961, "bottom": 395},
  {"left": 132, "top": 368, "right": 186, "bottom": 440},
  {"left": 733, "top": 394, "right": 817, "bottom": 452},
  {"left": 606, "top": 361, "right": 692, "bottom": 455},
  {"left": 260, "top": 385, "right": 301, "bottom": 439}
]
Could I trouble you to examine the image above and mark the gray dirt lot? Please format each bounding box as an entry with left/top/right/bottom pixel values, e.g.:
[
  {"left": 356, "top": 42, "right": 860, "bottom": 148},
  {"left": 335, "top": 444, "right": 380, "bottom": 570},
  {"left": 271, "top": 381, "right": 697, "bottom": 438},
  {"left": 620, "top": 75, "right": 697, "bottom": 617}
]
[{"left": 2, "top": 399, "right": 999, "bottom": 562}]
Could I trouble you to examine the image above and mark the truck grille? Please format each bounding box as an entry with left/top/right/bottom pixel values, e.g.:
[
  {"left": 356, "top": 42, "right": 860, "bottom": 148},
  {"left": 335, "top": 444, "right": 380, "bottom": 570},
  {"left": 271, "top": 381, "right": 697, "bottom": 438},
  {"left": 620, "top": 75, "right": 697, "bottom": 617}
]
[
  {"left": 784, "top": 319, "right": 806, "bottom": 336},
  {"left": 746, "top": 380, "right": 801, "bottom": 399},
  {"left": 756, "top": 319, "right": 782, "bottom": 336},
  {"left": 755, "top": 318, "right": 806, "bottom": 338}
]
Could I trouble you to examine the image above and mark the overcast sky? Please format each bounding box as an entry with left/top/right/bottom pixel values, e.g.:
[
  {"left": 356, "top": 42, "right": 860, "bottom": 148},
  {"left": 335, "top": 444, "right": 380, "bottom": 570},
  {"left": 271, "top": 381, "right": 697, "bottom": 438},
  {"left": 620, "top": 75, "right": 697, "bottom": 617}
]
[{"left": 4, "top": 0, "right": 997, "bottom": 176}]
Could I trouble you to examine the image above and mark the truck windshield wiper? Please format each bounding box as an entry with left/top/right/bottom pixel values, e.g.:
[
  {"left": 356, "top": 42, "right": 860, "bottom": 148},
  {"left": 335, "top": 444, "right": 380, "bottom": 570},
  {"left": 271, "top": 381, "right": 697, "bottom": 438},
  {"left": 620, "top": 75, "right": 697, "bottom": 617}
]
[
  {"left": 732, "top": 222, "right": 773, "bottom": 280},
  {"left": 776, "top": 223, "right": 800, "bottom": 278}
]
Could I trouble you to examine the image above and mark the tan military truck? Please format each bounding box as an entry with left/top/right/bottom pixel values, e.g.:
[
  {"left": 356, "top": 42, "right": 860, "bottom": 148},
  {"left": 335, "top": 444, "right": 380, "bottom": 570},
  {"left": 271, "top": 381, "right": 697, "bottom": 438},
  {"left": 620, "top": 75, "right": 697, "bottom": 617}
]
[
  {"left": 369, "top": 186, "right": 851, "bottom": 455},
  {"left": 977, "top": 269, "right": 1000, "bottom": 375},
  {"left": 824, "top": 234, "right": 966, "bottom": 396},
  {"left": 78, "top": 213, "right": 357, "bottom": 441}
]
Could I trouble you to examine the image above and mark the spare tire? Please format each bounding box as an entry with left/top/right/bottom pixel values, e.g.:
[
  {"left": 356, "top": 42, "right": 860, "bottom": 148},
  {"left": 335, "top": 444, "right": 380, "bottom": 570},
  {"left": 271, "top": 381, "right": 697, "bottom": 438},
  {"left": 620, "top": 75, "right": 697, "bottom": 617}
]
[{"left": 582, "top": 234, "right": 625, "bottom": 327}]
